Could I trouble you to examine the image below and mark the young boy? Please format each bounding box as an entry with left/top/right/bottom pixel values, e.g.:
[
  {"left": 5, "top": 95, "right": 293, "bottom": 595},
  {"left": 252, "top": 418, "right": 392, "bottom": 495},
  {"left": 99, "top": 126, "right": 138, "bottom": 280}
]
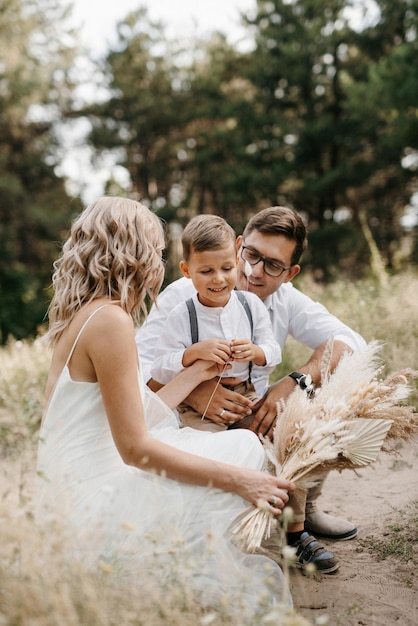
[{"left": 150, "top": 214, "right": 282, "bottom": 431}]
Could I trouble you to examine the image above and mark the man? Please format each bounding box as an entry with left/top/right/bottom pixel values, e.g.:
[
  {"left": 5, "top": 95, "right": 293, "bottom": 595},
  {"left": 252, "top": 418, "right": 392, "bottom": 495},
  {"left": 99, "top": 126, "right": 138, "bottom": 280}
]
[{"left": 136, "top": 206, "right": 366, "bottom": 571}]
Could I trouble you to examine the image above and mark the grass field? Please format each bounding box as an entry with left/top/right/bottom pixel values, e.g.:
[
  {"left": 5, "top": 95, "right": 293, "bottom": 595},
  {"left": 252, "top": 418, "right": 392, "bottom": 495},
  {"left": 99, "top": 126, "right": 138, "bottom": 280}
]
[{"left": 1, "top": 271, "right": 417, "bottom": 625}]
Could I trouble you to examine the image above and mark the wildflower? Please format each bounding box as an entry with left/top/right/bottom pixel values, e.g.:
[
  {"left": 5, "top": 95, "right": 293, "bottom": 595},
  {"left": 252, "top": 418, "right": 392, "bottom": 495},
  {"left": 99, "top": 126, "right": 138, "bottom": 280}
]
[{"left": 98, "top": 561, "right": 113, "bottom": 573}]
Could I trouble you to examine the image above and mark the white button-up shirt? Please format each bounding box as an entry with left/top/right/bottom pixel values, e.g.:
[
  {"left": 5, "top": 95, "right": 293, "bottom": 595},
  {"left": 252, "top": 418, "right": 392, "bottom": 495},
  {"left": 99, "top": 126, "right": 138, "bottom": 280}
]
[
  {"left": 136, "top": 277, "right": 366, "bottom": 394},
  {"left": 150, "top": 290, "right": 282, "bottom": 394}
]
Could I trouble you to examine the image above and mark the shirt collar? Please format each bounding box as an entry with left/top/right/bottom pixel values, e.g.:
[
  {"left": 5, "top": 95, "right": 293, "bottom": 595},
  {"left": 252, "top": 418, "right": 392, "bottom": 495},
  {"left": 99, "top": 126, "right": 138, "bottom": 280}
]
[{"left": 264, "top": 292, "right": 274, "bottom": 313}]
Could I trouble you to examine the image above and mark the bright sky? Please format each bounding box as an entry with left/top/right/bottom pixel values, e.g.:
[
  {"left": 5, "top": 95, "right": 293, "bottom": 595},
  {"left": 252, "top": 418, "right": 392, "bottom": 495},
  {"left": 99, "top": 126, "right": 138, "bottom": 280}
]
[
  {"left": 59, "top": 0, "right": 257, "bottom": 202},
  {"left": 69, "top": 0, "right": 256, "bottom": 55},
  {"left": 60, "top": 0, "right": 418, "bottom": 226}
]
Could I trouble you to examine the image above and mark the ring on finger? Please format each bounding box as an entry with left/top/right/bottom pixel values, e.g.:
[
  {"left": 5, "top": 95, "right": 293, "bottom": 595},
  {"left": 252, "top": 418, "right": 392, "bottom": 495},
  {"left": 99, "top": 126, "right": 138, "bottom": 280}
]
[
  {"left": 271, "top": 496, "right": 278, "bottom": 506},
  {"left": 220, "top": 408, "right": 226, "bottom": 417}
]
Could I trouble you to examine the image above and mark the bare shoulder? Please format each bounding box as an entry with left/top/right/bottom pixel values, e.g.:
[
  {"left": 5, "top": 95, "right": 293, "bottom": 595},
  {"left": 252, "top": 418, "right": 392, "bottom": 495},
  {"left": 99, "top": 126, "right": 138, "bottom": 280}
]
[
  {"left": 90, "top": 302, "right": 132, "bottom": 323},
  {"left": 81, "top": 304, "right": 138, "bottom": 373},
  {"left": 49, "top": 303, "right": 135, "bottom": 387},
  {"left": 89, "top": 303, "right": 134, "bottom": 334},
  {"left": 77, "top": 303, "right": 135, "bottom": 351}
]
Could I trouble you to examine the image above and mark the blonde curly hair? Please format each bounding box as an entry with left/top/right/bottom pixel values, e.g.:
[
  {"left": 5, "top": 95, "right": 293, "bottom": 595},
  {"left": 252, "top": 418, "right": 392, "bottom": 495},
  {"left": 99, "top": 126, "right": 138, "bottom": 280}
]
[{"left": 45, "top": 196, "right": 165, "bottom": 344}]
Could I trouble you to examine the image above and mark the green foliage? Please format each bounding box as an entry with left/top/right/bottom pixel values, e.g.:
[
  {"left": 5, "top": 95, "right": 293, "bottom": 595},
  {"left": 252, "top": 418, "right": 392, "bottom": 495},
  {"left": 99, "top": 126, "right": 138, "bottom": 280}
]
[
  {"left": 304, "top": 220, "right": 365, "bottom": 282},
  {"left": 243, "top": 0, "right": 418, "bottom": 273},
  {"left": 270, "top": 271, "right": 418, "bottom": 410},
  {"left": 85, "top": 9, "right": 187, "bottom": 211},
  {"left": 1, "top": 0, "right": 418, "bottom": 340},
  {"left": 0, "top": 0, "right": 81, "bottom": 343},
  {"left": 0, "top": 337, "right": 49, "bottom": 454},
  {"left": 79, "top": 0, "right": 418, "bottom": 287}
]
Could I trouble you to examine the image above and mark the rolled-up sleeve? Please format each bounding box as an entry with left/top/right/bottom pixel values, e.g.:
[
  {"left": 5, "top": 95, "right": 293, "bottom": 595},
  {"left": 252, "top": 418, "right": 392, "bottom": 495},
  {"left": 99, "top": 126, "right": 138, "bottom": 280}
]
[{"left": 285, "top": 284, "right": 366, "bottom": 352}]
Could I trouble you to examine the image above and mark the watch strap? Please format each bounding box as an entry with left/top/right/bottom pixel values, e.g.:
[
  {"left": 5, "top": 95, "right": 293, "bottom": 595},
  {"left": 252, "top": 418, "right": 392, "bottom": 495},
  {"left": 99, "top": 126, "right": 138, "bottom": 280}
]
[{"left": 288, "top": 371, "right": 315, "bottom": 397}]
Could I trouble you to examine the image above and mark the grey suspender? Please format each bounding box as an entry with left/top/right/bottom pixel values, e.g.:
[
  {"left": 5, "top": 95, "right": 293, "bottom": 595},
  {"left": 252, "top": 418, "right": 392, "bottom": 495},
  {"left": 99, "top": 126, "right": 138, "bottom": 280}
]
[{"left": 185, "top": 292, "right": 254, "bottom": 382}]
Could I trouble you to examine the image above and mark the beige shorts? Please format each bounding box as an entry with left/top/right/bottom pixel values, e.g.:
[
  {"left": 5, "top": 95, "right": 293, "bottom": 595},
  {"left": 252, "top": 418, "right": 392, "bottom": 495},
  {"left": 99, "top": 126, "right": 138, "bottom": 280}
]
[{"left": 178, "top": 380, "right": 258, "bottom": 432}]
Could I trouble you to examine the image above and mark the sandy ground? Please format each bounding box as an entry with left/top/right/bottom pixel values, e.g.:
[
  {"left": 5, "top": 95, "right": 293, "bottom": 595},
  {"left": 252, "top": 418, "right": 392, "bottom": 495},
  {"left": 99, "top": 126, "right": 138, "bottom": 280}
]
[
  {"left": 2, "top": 439, "right": 417, "bottom": 625},
  {"left": 289, "top": 438, "right": 418, "bottom": 626}
]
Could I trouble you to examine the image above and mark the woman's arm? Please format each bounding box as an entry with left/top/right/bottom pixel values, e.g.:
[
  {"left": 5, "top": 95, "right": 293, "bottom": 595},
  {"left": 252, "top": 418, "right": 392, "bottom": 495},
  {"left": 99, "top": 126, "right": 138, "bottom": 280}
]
[
  {"left": 156, "top": 356, "right": 231, "bottom": 408},
  {"left": 85, "top": 306, "right": 294, "bottom": 511}
]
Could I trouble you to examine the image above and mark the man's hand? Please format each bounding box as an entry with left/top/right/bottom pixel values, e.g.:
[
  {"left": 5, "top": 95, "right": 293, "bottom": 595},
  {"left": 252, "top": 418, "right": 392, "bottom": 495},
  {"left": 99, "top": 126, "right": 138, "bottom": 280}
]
[
  {"left": 250, "top": 376, "right": 296, "bottom": 438},
  {"left": 185, "top": 377, "right": 253, "bottom": 425}
]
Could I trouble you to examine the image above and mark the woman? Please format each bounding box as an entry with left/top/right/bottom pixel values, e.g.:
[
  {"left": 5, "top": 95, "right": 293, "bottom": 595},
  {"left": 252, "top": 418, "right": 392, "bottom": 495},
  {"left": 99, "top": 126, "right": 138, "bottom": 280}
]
[{"left": 36, "top": 197, "right": 294, "bottom": 615}]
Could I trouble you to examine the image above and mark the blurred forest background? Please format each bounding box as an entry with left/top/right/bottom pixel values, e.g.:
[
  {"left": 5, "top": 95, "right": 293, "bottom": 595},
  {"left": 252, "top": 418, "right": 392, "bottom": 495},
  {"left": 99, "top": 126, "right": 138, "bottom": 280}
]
[{"left": 1, "top": 0, "right": 417, "bottom": 344}]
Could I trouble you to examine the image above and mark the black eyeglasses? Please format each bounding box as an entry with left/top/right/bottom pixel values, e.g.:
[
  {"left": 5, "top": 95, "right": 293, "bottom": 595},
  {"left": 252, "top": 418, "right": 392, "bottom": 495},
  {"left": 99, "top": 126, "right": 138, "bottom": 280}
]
[{"left": 240, "top": 244, "right": 292, "bottom": 277}]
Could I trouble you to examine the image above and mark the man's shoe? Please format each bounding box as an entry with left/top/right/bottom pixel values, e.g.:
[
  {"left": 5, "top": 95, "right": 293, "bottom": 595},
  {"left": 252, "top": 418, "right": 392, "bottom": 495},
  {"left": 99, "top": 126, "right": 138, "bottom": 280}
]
[
  {"left": 292, "top": 532, "right": 340, "bottom": 574},
  {"left": 305, "top": 509, "right": 358, "bottom": 541}
]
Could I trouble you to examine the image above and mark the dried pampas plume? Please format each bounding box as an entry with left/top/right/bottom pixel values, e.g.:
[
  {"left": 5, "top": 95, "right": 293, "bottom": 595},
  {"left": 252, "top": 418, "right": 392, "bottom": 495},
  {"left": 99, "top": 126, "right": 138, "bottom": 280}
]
[
  {"left": 306, "top": 340, "right": 418, "bottom": 449},
  {"left": 231, "top": 340, "right": 418, "bottom": 553}
]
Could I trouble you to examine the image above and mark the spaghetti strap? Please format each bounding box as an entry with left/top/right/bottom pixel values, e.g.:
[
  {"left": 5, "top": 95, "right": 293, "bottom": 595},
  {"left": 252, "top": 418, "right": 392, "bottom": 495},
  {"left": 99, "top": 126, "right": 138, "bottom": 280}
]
[
  {"left": 41, "top": 304, "right": 117, "bottom": 422},
  {"left": 65, "top": 304, "right": 116, "bottom": 367}
]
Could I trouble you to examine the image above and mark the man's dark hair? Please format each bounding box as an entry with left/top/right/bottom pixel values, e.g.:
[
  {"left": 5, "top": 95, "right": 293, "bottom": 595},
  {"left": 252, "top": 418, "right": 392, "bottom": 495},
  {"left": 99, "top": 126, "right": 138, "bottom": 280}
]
[{"left": 243, "top": 206, "right": 307, "bottom": 265}]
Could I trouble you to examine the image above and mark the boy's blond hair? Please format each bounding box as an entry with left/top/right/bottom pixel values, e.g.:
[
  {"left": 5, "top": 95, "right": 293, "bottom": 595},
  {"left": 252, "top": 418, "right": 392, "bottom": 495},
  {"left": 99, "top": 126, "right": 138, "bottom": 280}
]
[{"left": 182, "top": 215, "right": 236, "bottom": 261}]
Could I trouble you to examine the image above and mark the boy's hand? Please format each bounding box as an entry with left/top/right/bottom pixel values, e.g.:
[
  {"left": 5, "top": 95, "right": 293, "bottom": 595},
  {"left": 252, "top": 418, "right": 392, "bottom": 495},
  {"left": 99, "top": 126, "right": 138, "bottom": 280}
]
[
  {"left": 183, "top": 339, "right": 231, "bottom": 367},
  {"left": 230, "top": 338, "right": 254, "bottom": 362},
  {"left": 230, "top": 339, "right": 266, "bottom": 366}
]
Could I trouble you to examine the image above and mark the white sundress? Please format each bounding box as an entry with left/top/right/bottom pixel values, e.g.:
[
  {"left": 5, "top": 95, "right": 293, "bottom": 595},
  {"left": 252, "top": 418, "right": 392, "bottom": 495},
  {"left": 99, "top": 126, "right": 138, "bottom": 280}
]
[{"left": 35, "top": 305, "right": 291, "bottom": 617}]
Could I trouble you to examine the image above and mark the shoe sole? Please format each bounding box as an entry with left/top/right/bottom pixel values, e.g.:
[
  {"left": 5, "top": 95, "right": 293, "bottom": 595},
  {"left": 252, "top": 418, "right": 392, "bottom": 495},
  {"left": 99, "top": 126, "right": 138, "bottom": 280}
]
[
  {"left": 295, "top": 560, "right": 340, "bottom": 574},
  {"left": 304, "top": 526, "right": 358, "bottom": 541}
]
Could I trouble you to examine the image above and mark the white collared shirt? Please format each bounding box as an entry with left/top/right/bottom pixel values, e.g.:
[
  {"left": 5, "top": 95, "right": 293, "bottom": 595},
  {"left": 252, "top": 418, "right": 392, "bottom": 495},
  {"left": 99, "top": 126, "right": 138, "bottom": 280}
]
[
  {"left": 150, "top": 290, "right": 282, "bottom": 396},
  {"left": 137, "top": 277, "right": 366, "bottom": 394}
]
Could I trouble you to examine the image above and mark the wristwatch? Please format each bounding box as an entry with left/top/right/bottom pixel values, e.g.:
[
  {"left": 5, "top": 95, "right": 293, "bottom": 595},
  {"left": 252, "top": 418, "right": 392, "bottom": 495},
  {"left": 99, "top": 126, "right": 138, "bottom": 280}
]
[{"left": 288, "top": 371, "right": 315, "bottom": 398}]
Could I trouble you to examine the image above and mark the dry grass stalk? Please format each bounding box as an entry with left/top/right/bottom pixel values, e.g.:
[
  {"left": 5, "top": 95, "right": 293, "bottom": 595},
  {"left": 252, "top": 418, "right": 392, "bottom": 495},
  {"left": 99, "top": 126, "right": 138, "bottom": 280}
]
[
  {"left": 231, "top": 341, "right": 418, "bottom": 552},
  {"left": 0, "top": 338, "right": 49, "bottom": 454}
]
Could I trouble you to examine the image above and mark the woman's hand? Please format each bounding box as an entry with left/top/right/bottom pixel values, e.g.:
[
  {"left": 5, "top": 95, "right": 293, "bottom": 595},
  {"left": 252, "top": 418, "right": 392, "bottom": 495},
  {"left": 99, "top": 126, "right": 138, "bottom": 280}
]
[
  {"left": 191, "top": 358, "right": 232, "bottom": 382},
  {"left": 237, "top": 469, "right": 295, "bottom": 514},
  {"left": 156, "top": 360, "right": 232, "bottom": 411}
]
